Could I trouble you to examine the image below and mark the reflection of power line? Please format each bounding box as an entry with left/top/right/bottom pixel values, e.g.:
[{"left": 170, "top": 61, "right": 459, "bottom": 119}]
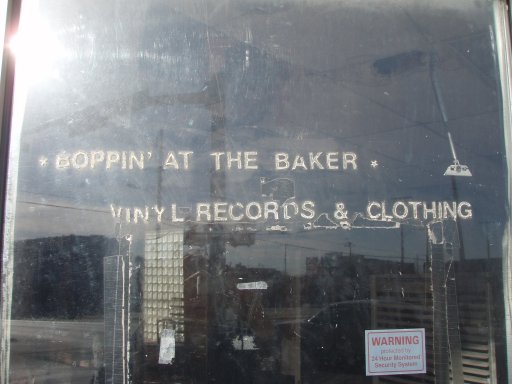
[
  {"left": 300, "top": 52, "right": 496, "bottom": 174},
  {"left": 258, "top": 237, "right": 336, "bottom": 254},
  {"left": 402, "top": 9, "right": 495, "bottom": 90},
  {"left": 339, "top": 108, "right": 498, "bottom": 143},
  {"left": 18, "top": 199, "right": 110, "bottom": 214}
]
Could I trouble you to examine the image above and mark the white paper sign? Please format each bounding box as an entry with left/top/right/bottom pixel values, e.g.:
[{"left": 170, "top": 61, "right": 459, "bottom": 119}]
[
  {"left": 232, "top": 335, "right": 258, "bottom": 350},
  {"left": 365, "top": 328, "right": 426, "bottom": 376},
  {"left": 158, "top": 329, "right": 176, "bottom": 365},
  {"left": 236, "top": 281, "right": 268, "bottom": 290}
]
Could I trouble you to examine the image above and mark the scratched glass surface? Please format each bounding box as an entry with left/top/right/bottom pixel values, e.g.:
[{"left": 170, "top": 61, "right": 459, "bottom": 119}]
[{"left": 2, "top": 0, "right": 510, "bottom": 383}]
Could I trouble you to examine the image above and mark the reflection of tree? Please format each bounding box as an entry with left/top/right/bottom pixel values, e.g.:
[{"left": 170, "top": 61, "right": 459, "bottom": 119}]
[
  {"left": 12, "top": 235, "right": 116, "bottom": 319},
  {"left": 184, "top": 222, "right": 255, "bottom": 247},
  {"left": 302, "top": 252, "right": 414, "bottom": 305}
]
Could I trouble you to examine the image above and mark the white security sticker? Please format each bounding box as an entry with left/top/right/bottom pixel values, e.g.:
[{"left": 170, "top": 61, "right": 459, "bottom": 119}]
[{"left": 365, "top": 328, "right": 426, "bottom": 376}]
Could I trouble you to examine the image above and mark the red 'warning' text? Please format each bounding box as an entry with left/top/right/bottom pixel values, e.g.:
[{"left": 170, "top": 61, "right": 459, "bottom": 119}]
[{"left": 371, "top": 335, "right": 419, "bottom": 346}]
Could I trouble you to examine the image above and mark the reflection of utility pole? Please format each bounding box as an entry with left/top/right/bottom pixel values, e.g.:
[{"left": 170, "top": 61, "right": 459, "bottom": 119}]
[
  {"left": 400, "top": 225, "right": 405, "bottom": 271},
  {"left": 156, "top": 70, "right": 227, "bottom": 382},
  {"left": 425, "top": 228, "right": 430, "bottom": 268},
  {"left": 345, "top": 241, "right": 352, "bottom": 258},
  {"left": 430, "top": 242, "right": 450, "bottom": 383},
  {"left": 480, "top": 221, "right": 496, "bottom": 262},
  {"left": 429, "top": 55, "right": 465, "bottom": 383},
  {"left": 204, "top": 73, "right": 227, "bottom": 383},
  {"left": 390, "top": 197, "right": 410, "bottom": 271},
  {"left": 487, "top": 235, "right": 491, "bottom": 261},
  {"left": 284, "top": 243, "right": 287, "bottom": 274},
  {"left": 481, "top": 221, "right": 497, "bottom": 381}
]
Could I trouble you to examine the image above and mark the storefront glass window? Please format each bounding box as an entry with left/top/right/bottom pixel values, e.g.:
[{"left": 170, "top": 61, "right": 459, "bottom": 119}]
[{"left": 2, "top": 0, "right": 512, "bottom": 383}]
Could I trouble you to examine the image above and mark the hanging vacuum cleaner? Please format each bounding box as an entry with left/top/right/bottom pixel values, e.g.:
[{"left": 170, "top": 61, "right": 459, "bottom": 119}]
[{"left": 430, "top": 53, "right": 472, "bottom": 177}]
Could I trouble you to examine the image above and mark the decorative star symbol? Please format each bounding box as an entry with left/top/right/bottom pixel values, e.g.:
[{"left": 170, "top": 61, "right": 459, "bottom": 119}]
[
  {"left": 370, "top": 160, "right": 379, "bottom": 168},
  {"left": 39, "top": 157, "right": 48, "bottom": 167}
]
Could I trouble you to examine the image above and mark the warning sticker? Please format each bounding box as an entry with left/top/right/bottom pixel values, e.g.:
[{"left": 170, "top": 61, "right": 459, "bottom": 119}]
[{"left": 365, "top": 328, "right": 426, "bottom": 376}]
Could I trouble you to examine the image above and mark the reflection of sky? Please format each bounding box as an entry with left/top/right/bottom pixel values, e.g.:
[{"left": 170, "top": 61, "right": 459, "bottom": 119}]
[{"left": 11, "top": 0, "right": 506, "bottom": 265}]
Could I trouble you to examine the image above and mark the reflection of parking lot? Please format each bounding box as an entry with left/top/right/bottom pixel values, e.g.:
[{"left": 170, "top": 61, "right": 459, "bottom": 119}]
[
  {"left": 10, "top": 358, "right": 98, "bottom": 383},
  {"left": 314, "top": 373, "right": 371, "bottom": 384},
  {"left": 275, "top": 301, "right": 373, "bottom": 384},
  {"left": 9, "top": 320, "right": 102, "bottom": 383}
]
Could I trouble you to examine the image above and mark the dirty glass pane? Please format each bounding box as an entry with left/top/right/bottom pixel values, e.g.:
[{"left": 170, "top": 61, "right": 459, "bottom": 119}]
[{"left": 2, "top": 0, "right": 511, "bottom": 383}]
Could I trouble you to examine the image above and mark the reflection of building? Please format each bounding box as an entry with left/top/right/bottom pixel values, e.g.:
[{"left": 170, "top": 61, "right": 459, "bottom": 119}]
[
  {"left": 143, "top": 230, "right": 184, "bottom": 344},
  {"left": 371, "top": 259, "right": 505, "bottom": 384},
  {"left": 305, "top": 257, "right": 320, "bottom": 275}
]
